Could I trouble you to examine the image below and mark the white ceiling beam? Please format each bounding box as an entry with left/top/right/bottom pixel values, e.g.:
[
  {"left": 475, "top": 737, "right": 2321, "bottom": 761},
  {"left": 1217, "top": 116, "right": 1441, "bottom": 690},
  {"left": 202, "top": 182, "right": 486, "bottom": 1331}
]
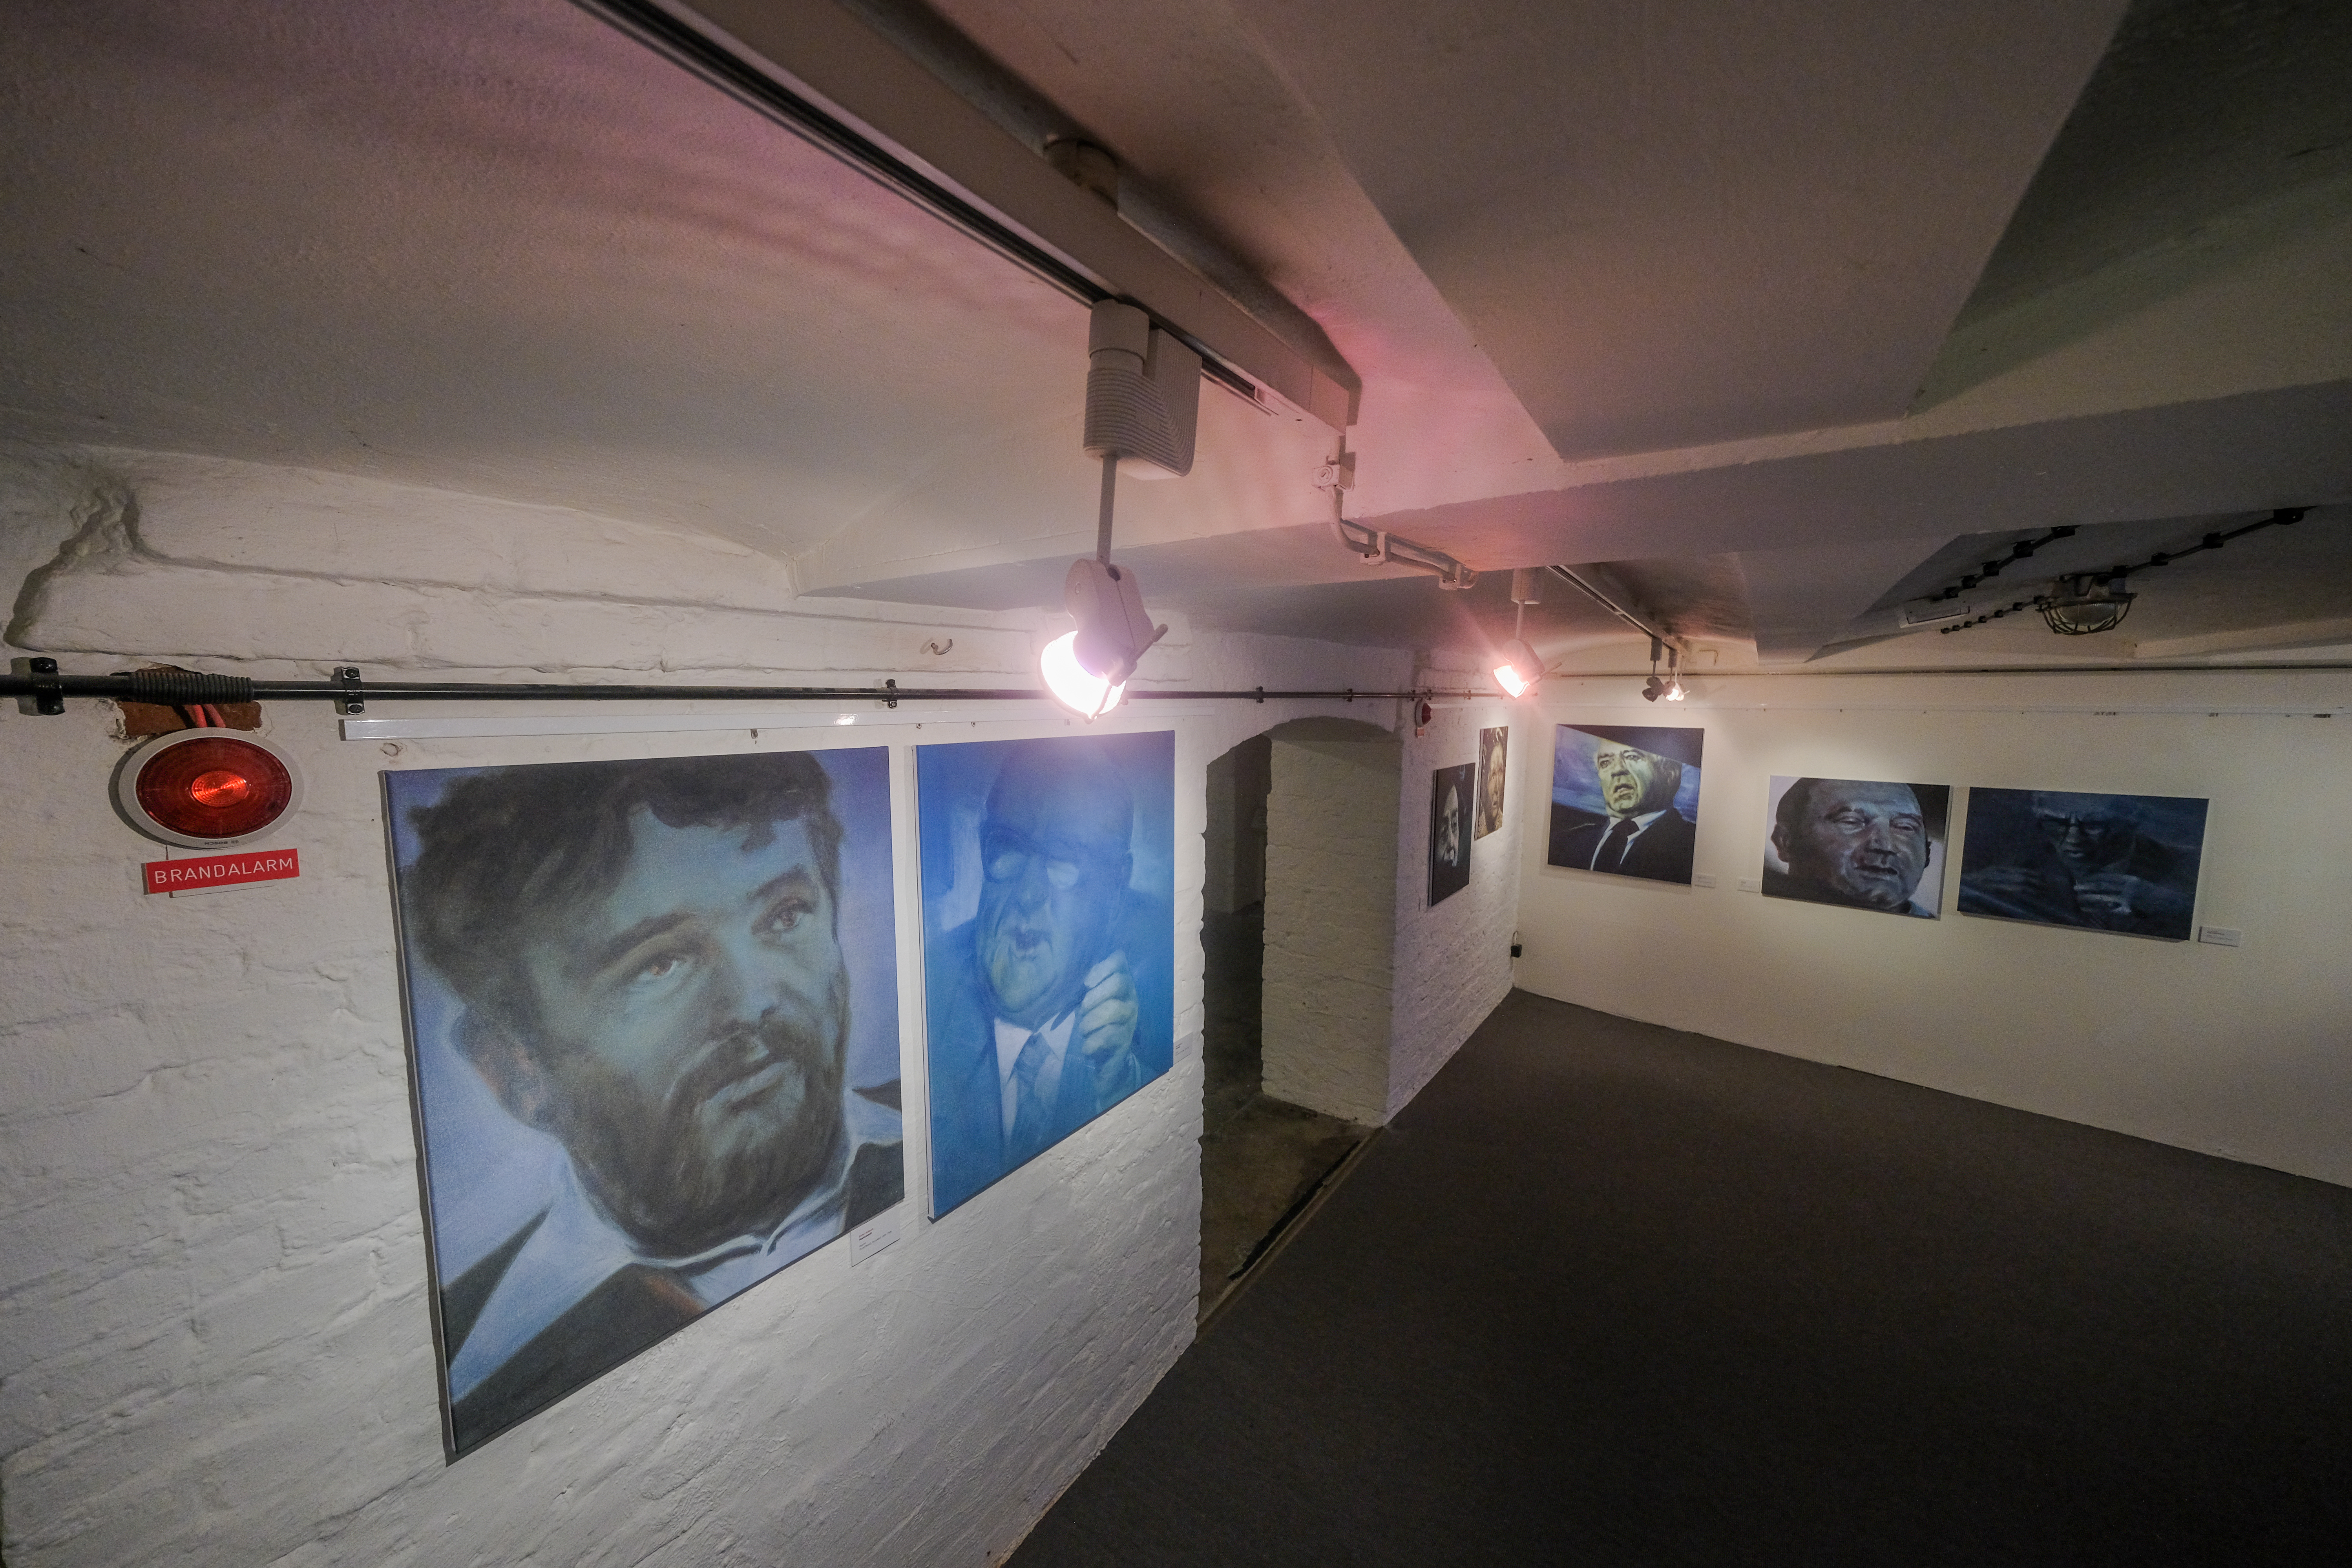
[{"left": 637, "top": 0, "right": 1361, "bottom": 431}]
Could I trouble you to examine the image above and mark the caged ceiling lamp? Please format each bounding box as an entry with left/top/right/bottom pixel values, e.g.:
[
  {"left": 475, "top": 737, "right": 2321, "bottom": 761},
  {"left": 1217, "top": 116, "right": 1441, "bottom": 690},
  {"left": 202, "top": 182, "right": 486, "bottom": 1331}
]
[
  {"left": 1039, "top": 301, "right": 1198, "bottom": 719},
  {"left": 2039, "top": 570, "right": 2136, "bottom": 636}
]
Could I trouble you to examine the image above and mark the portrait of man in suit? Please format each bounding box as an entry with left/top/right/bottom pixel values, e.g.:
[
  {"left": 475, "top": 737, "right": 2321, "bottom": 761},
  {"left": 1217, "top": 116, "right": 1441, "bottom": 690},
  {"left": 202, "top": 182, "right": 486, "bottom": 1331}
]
[
  {"left": 1545, "top": 723, "right": 1704, "bottom": 884},
  {"left": 389, "top": 748, "right": 902, "bottom": 1458},
  {"left": 920, "top": 732, "right": 1174, "bottom": 1218}
]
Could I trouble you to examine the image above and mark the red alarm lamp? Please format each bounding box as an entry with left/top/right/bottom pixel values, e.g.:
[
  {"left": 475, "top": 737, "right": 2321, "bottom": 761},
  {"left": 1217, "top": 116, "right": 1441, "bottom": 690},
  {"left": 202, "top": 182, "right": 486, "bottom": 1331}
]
[{"left": 115, "top": 730, "right": 303, "bottom": 848}]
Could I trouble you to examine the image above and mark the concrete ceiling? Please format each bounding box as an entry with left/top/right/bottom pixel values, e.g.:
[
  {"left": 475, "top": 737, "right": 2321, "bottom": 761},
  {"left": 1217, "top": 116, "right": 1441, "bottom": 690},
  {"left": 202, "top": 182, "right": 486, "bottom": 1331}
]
[{"left": 2, "top": 0, "right": 2348, "bottom": 673}]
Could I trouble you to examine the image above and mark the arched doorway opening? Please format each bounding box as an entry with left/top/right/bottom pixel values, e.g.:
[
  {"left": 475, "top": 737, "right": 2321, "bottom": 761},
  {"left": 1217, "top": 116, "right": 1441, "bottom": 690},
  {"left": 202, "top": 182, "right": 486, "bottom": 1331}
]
[{"left": 1198, "top": 719, "right": 1392, "bottom": 1320}]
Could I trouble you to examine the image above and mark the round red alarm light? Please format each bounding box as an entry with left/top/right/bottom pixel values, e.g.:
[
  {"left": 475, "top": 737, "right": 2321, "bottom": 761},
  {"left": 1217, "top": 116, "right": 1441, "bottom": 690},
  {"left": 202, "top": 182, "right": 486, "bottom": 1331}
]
[{"left": 116, "top": 730, "right": 303, "bottom": 847}]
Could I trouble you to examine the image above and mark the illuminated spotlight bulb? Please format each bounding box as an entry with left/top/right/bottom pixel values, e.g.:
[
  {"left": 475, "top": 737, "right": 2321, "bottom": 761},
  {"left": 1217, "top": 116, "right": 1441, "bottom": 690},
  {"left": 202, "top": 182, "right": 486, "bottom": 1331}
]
[
  {"left": 1040, "top": 629, "right": 1127, "bottom": 719},
  {"left": 115, "top": 729, "right": 303, "bottom": 847},
  {"left": 1492, "top": 638, "right": 1542, "bottom": 698},
  {"left": 1043, "top": 557, "right": 1164, "bottom": 719},
  {"left": 1664, "top": 677, "right": 1687, "bottom": 701}
]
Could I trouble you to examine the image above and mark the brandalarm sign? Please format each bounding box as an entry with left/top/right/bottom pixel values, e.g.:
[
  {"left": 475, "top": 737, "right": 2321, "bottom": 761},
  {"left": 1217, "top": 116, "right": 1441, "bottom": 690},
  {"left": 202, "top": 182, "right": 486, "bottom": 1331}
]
[{"left": 143, "top": 848, "right": 301, "bottom": 894}]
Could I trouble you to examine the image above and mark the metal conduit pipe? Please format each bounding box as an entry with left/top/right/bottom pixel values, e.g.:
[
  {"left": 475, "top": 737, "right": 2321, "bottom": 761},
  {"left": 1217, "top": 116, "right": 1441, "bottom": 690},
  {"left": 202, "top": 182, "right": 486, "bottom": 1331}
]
[{"left": 1, "top": 663, "right": 1493, "bottom": 717}]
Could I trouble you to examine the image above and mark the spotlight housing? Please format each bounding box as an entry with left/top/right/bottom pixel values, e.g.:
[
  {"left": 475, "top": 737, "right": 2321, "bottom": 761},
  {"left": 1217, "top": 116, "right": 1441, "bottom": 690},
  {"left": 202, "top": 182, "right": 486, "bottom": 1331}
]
[
  {"left": 116, "top": 729, "right": 302, "bottom": 847},
  {"left": 1492, "top": 637, "right": 1543, "bottom": 699},
  {"left": 1042, "top": 300, "right": 1189, "bottom": 718},
  {"left": 1043, "top": 554, "right": 1166, "bottom": 720}
]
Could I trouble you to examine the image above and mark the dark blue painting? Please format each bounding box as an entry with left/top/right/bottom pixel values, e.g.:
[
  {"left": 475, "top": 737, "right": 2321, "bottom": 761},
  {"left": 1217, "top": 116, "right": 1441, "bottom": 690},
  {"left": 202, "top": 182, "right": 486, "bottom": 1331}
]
[
  {"left": 917, "top": 731, "right": 1176, "bottom": 1218},
  {"left": 1546, "top": 723, "right": 1704, "bottom": 884},
  {"left": 1957, "top": 787, "right": 2208, "bottom": 940},
  {"left": 385, "top": 747, "right": 901, "bottom": 1458}
]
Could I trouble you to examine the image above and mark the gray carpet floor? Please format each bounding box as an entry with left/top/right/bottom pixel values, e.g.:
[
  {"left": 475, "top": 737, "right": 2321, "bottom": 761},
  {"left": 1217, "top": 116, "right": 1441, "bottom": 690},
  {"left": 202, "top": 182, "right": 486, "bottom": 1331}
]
[{"left": 1010, "top": 989, "right": 2352, "bottom": 1566}]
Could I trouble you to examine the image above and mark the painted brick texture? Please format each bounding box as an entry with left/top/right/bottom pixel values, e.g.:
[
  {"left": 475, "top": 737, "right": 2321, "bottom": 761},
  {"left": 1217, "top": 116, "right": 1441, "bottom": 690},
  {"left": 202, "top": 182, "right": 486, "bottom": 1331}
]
[{"left": 0, "top": 450, "right": 1467, "bottom": 1567}]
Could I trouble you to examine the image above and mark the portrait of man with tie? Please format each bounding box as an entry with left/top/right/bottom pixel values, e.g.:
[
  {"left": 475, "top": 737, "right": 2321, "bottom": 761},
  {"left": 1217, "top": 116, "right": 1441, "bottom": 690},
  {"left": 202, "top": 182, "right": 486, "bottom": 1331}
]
[
  {"left": 1545, "top": 723, "right": 1704, "bottom": 884},
  {"left": 388, "top": 748, "right": 904, "bottom": 1458},
  {"left": 918, "top": 732, "right": 1175, "bottom": 1218}
]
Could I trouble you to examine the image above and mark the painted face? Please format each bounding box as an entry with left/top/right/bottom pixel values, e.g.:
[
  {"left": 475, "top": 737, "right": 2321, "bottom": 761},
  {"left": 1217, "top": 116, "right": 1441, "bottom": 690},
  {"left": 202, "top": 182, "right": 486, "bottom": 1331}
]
[
  {"left": 1777, "top": 781, "right": 1929, "bottom": 910},
  {"left": 1483, "top": 745, "right": 1507, "bottom": 823},
  {"left": 2033, "top": 796, "right": 2137, "bottom": 874},
  {"left": 976, "top": 770, "right": 1132, "bottom": 1027},
  {"left": 1440, "top": 785, "right": 1462, "bottom": 865},
  {"left": 1593, "top": 745, "right": 1679, "bottom": 818},
  {"left": 519, "top": 812, "right": 848, "bottom": 1256}
]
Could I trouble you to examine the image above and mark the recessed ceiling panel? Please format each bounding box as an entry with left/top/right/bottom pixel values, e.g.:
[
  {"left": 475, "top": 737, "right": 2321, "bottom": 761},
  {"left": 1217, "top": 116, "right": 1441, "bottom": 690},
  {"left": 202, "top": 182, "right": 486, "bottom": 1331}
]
[{"left": 1239, "top": 0, "right": 2128, "bottom": 458}]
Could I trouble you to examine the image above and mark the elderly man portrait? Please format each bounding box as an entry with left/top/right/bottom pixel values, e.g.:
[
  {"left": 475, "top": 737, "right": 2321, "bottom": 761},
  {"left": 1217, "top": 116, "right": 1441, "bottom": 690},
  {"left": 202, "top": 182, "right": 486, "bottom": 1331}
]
[
  {"left": 1475, "top": 725, "right": 1509, "bottom": 839},
  {"left": 924, "top": 737, "right": 1173, "bottom": 1217},
  {"left": 1765, "top": 778, "right": 1947, "bottom": 918},
  {"left": 1958, "top": 789, "right": 2204, "bottom": 940},
  {"left": 395, "top": 749, "right": 902, "bottom": 1457},
  {"left": 1546, "top": 724, "right": 1702, "bottom": 884}
]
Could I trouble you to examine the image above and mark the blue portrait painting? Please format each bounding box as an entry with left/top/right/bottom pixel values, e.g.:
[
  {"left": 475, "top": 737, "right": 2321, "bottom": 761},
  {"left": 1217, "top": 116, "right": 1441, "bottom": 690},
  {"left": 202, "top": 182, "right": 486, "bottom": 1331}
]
[
  {"left": 385, "top": 747, "right": 901, "bottom": 1459},
  {"left": 1546, "top": 723, "right": 1704, "bottom": 884},
  {"left": 917, "top": 730, "right": 1176, "bottom": 1218}
]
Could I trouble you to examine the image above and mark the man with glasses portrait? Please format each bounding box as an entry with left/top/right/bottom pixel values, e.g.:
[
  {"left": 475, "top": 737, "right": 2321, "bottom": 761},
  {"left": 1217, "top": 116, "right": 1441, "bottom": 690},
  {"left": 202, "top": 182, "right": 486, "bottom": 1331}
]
[{"left": 926, "top": 743, "right": 1161, "bottom": 1213}]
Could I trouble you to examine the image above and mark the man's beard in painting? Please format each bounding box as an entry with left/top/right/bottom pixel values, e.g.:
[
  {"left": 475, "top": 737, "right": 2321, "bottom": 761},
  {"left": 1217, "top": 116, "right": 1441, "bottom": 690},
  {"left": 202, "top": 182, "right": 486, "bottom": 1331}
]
[{"left": 551, "top": 968, "right": 851, "bottom": 1259}]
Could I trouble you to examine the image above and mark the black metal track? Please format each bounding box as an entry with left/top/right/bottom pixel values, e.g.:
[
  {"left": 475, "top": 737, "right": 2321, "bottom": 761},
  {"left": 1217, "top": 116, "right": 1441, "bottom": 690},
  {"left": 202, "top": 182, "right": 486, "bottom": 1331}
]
[{"left": 568, "top": 0, "right": 1264, "bottom": 407}]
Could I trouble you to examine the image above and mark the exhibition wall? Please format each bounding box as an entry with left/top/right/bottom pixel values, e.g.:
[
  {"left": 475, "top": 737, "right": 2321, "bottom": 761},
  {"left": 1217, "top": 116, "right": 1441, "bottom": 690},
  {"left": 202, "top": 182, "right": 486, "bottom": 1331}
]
[
  {"left": 1260, "top": 698, "right": 1525, "bottom": 1128},
  {"left": 0, "top": 449, "right": 1505, "bottom": 1567},
  {"left": 1513, "top": 670, "right": 2352, "bottom": 1188}
]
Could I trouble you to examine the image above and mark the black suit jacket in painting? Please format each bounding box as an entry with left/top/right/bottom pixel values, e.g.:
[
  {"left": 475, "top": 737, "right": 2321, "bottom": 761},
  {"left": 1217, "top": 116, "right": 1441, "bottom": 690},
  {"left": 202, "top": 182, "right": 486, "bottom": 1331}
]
[{"left": 1548, "top": 805, "right": 1698, "bottom": 885}]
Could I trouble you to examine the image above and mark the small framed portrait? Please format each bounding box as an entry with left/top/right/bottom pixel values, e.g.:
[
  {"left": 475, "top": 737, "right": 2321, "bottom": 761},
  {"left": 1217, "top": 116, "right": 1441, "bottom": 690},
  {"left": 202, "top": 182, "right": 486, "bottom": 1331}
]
[
  {"left": 1474, "top": 725, "right": 1509, "bottom": 839},
  {"left": 386, "top": 747, "right": 903, "bottom": 1459},
  {"left": 1957, "top": 787, "right": 2208, "bottom": 940},
  {"left": 1762, "top": 776, "right": 1952, "bottom": 918},
  {"left": 917, "top": 730, "right": 1176, "bottom": 1218},
  {"left": 1546, "top": 724, "right": 1704, "bottom": 884},
  {"left": 1430, "top": 761, "right": 1475, "bottom": 905}
]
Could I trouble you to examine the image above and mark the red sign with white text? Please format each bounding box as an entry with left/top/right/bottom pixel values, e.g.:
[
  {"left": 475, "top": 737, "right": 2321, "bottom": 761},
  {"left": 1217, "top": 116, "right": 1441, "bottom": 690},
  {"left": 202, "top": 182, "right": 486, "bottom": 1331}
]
[{"left": 143, "top": 848, "right": 301, "bottom": 894}]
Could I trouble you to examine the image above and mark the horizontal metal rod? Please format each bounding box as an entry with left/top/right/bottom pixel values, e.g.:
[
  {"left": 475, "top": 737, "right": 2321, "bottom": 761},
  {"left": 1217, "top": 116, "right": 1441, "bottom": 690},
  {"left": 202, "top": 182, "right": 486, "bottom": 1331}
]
[
  {"left": 0, "top": 670, "right": 1484, "bottom": 708},
  {"left": 1544, "top": 663, "right": 2352, "bottom": 678}
]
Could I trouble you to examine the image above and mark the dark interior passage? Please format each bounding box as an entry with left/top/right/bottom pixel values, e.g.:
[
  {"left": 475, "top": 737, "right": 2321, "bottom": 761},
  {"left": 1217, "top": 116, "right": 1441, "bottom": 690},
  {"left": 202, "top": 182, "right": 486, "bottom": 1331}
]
[
  {"left": 1018, "top": 991, "right": 2352, "bottom": 1566},
  {"left": 1197, "top": 732, "right": 1368, "bottom": 1320},
  {"left": 1196, "top": 903, "right": 1364, "bottom": 1318}
]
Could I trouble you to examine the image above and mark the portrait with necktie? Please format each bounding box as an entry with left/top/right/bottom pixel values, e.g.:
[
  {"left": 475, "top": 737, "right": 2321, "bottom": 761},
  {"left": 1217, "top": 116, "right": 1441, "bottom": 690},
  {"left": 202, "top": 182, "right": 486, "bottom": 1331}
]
[
  {"left": 918, "top": 732, "right": 1176, "bottom": 1218},
  {"left": 1545, "top": 723, "right": 1704, "bottom": 884},
  {"left": 387, "top": 748, "right": 904, "bottom": 1458}
]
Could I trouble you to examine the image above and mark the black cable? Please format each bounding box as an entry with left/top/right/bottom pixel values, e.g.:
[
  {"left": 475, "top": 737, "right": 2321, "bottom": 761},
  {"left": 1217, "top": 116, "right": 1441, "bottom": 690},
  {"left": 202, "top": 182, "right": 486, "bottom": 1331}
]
[{"left": 1939, "top": 508, "right": 2309, "bottom": 635}]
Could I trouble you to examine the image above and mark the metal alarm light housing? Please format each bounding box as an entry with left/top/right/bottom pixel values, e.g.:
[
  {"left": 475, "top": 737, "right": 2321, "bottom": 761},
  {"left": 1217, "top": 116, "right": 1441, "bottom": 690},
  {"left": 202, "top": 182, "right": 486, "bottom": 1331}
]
[{"left": 115, "top": 728, "right": 303, "bottom": 847}]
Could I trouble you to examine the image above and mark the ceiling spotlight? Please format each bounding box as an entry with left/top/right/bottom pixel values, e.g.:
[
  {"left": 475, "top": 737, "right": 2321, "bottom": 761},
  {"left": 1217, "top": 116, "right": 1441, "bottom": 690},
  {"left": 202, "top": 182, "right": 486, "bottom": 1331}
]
[
  {"left": 1041, "top": 301, "right": 1196, "bottom": 718},
  {"left": 1494, "top": 638, "right": 1543, "bottom": 698},
  {"left": 1639, "top": 634, "right": 1686, "bottom": 703},
  {"left": 115, "top": 728, "right": 303, "bottom": 847},
  {"left": 2040, "top": 569, "right": 2135, "bottom": 636},
  {"left": 1491, "top": 569, "right": 1547, "bottom": 697}
]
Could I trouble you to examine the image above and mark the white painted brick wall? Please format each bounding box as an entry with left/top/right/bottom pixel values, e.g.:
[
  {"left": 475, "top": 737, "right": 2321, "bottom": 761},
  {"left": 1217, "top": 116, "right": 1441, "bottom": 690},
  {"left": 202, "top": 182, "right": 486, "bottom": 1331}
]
[
  {"left": 1261, "top": 725, "right": 1401, "bottom": 1124},
  {"left": 1386, "top": 683, "right": 1525, "bottom": 1118},
  {"left": 0, "top": 449, "right": 1437, "bottom": 1567}
]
